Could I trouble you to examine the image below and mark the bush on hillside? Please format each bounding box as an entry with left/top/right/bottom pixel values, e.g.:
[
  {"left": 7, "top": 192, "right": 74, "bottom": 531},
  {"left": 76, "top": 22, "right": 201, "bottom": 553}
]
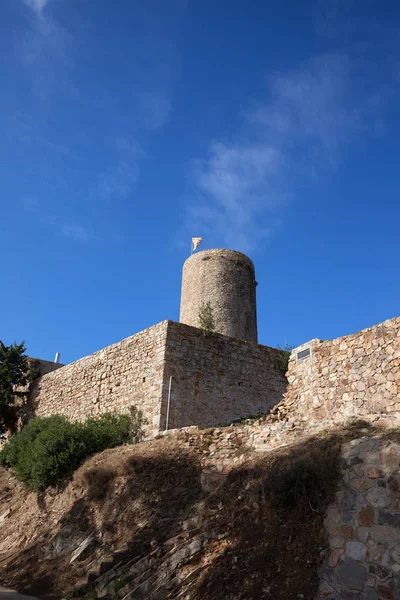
[{"left": 0, "top": 409, "right": 146, "bottom": 491}]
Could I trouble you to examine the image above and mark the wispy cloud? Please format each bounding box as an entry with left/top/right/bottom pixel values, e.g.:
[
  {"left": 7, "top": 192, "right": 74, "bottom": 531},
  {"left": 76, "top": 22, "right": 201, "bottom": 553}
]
[
  {"left": 16, "top": 0, "right": 180, "bottom": 224},
  {"left": 22, "top": 197, "right": 93, "bottom": 243},
  {"left": 251, "top": 54, "right": 356, "bottom": 151},
  {"left": 189, "top": 142, "right": 283, "bottom": 251},
  {"left": 19, "top": 0, "right": 72, "bottom": 100},
  {"left": 96, "top": 160, "right": 140, "bottom": 201},
  {"left": 7, "top": 112, "right": 75, "bottom": 158},
  {"left": 24, "top": 0, "right": 50, "bottom": 15},
  {"left": 60, "top": 223, "right": 91, "bottom": 242},
  {"left": 187, "top": 52, "right": 387, "bottom": 252},
  {"left": 94, "top": 136, "right": 147, "bottom": 201},
  {"left": 134, "top": 91, "right": 172, "bottom": 131}
]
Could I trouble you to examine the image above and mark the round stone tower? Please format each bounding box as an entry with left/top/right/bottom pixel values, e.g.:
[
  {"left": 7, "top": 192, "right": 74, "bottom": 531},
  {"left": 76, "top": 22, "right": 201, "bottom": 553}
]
[{"left": 179, "top": 248, "right": 258, "bottom": 343}]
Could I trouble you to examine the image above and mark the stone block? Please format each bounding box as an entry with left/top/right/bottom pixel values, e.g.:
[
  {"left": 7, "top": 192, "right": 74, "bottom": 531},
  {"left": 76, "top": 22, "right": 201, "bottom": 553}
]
[
  {"left": 345, "top": 541, "right": 367, "bottom": 561},
  {"left": 335, "top": 558, "right": 366, "bottom": 591}
]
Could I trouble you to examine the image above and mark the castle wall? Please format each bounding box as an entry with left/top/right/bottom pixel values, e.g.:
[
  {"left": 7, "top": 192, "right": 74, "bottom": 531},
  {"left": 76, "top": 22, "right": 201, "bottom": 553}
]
[
  {"left": 17, "top": 358, "right": 63, "bottom": 424},
  {"left": 284, "top": 317, "right": 400, "bottom": 422},
  {"left": 28, "top": 321, "right": 287, "bottom": 435},
  {"left": 28, "top": 357, "right": 64, "bottom": 380},
  {"left": 29, "top": 322, "right": 169, "bottom": 436},
  {"left": 162, "top": 321, "right": 287, "bottom": 429}
]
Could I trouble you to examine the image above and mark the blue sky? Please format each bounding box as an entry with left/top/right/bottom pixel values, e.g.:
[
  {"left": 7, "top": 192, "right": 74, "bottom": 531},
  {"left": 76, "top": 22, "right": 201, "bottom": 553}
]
[{"left": 1, "top": 0, "right": 399, "bottom": 363}]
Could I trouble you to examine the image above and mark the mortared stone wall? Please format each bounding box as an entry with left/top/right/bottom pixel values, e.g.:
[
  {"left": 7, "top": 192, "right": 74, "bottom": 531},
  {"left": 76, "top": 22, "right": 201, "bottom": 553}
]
[
  {"left": 283, "top": 316, "right": 400, "bottom": 424},
  {"left": 28, "top": 321, "right": 287, "bottom": 436}
]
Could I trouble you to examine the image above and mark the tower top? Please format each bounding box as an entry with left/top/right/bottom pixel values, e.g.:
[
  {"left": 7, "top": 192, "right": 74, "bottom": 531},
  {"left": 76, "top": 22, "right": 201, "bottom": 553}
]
[{"left": 179, "top": 248, "right": 258, "bottom": 343}]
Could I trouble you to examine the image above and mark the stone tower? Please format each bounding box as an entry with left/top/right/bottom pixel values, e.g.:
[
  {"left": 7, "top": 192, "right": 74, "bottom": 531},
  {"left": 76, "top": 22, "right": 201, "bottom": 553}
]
[{"left": 179, "top": 248, "right": 258, "bottom": 343}]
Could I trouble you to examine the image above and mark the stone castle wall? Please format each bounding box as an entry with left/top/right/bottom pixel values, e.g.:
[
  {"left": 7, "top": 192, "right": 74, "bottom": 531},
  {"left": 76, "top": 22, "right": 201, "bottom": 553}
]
[
  {"left": 30, "top": 322, "right": 170, "bottom": 436},
  {"left": 284, "top": 317, "right": 400, "bottom": 423},
  {"left": 29, "top": 321, "right": 287, "bottom": 435},
  {"left": 180, "top": 249, "right": 258, "bottom": 343},
  {"left": 162, "top": 322, "right": 287, "bottom": 429}
]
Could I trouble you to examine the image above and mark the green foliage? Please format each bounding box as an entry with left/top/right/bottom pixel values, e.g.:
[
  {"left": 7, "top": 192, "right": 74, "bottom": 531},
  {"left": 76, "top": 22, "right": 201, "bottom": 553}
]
[
  {"left": 198, "top": 301, "right": 215, "bottom": 333},
  {"left": 0, "top": 409, "right": 146, "bottom": 491},
  {"left": 275, "top": 344, "right": 294, "bottom": 375},
  {"left": 0, "top": 341, "right": 29, "bottom": 429}
]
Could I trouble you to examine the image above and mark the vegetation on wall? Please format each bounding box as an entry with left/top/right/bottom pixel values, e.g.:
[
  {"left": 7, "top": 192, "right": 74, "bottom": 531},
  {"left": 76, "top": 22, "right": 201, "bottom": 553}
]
[
  {"left": 198, "top": 301, "right": 215, "bottom": 333},
  {"left": 275, "top": 344, "right": 294, "bottom": 375},
  {"left": 0, "top": 407, "right": 146, "bottom": 491},
  {"left": 0, "top": 341, "right": 29, "bottom": 430}
]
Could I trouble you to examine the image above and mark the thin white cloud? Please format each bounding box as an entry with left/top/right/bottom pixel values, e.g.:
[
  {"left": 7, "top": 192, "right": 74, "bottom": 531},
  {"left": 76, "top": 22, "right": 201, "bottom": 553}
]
[
  {"left": 61, "top": 223, "right": 91, "bottom": 242},
  {"left": 22, "top": 198, "right": 93, "bottom": 243},
  {"left": 7, "top": 112, "right": 75, "bottom": 158},
  {"left": 188, "top": 52, "right": 388, "bottom": 252},
  {"left": 19, "top": 2, "right": 71, "bottom": 100},
  {"left": 97, "top": 160, "right": 140, "bottom": 200},
  {"left": 94, "top": 136, "right": 147, "bottom": 201},
  {"left": 250, "top": 54, "right": 360, "bottom": 156},
  {"left": 135, "top": 91, "right": 172, "bottom": 131},
  {"left": 189, "top": 142, "right": 284, "bottom": 252},
  {"left": 24, "top": 0, "right": 49, "bottom": 14}
]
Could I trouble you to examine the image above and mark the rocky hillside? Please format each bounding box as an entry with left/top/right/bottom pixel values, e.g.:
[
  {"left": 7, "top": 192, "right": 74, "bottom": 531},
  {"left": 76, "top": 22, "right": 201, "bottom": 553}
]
[{"left": 1, "top": 417, "right": 399, "bottom": 600}]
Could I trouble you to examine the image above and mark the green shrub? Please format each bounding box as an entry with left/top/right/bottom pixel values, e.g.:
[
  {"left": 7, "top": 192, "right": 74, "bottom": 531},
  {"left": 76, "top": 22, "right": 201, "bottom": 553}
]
[
  {"left": 0, "top": 409, "right": 145, "bottom": 491},
  {"left": 0, "top": 340, "right": 29, "bottom": 429},
  {"left": 275, "top": 344, "right": 294, "bottom": 375},
  {"left": 198, "top": 301, "right": 215, "bottom": 333}
]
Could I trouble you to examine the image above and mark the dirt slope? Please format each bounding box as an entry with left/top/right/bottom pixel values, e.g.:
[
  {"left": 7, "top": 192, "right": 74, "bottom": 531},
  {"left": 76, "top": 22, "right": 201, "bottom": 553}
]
[{"left": 0, "top": 429, "right": 358, "bottom": 600}]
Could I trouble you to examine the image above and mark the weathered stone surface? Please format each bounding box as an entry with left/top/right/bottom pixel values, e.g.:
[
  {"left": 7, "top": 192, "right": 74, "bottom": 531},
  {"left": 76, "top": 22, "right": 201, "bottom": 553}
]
[
  {"left": 367, "top": 467, "right": 383, "bottom": 479},
  {"left": 0, "top": 508, "right": 11, "bottom": 525},
  {"left": 342, "top": 489, "right": 358, "bottom": 511},
  {"left": 381, "top": 446, "right": 400, "bottom": 475},
  {"left": 377, "top": 510, "right": 400, "bottom": 528},
  {"left": 391, "top": 545, "right": 400, "bottom": 564},
  {"left": 341, "top": 525, "right": 356, "bottom": 540},
  {"left": 368, "top": 563, "right": 391, "bottom": 580},
  {"left": 282, "top": 317, "right": 400, "bottom": 426},
  {"left": 317, "top": 436, "right": 400, "bottom": 600},
  {"left": 70, "top": 534, "right": 96, "bottom": 563},
  {"left": 335, "top": 558, "right": 366, "bottom": 591},
  {"left": 180, "top": 249, "right": 258, "bottom": 343},
  {"left": 376, "top": 584, "right": 395, "bottom": 600},
  {"left": 358, "top": 506, "right": 375, "bottom": 527},
  {"left": 345, "top": 541, "right": 367, "bottom": 561},
  {"left": 27, "top": 321, "right": 287, "bottom": 435},
  {"left": 366, "top": 487, "right": 392, "bottom": 509},
  {"left": 340, "top": 591, "right": 362, "bottom": 600},
  {"left": 329, "top": 549, "right": 344, "bottom": 567},
  {"left": 330, "top": 536, "right": 346, "bottom": 549}
]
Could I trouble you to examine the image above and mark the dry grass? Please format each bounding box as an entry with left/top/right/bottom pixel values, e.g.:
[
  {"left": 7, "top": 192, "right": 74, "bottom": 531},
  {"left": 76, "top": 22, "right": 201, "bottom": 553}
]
[{"left": 0, "top": 421, "right": 378, "bottom": 600}]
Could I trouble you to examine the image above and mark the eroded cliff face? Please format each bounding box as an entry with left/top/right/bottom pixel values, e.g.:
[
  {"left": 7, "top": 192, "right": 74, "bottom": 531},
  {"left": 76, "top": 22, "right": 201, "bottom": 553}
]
[{"left": 1, "top": 417, "right": 399, "bottom": 600}]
